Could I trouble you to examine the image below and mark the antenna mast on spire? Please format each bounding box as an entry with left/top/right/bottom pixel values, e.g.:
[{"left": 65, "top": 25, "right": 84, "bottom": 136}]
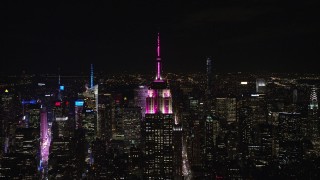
[{"left": 156, "top": 33, "right": 162, "bottom": 80}]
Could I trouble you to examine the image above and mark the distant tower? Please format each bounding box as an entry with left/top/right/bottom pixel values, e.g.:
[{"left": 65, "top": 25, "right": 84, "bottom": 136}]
[
  {"left": 238, "top": 106, "right": 253, "bottom": 152},
  {"left": 206, "top": 57, "right": 212, "bottom": 94},
  {"left": 90, "top": 64, "right": 94, "bottom": 88},
  {"left": 205, "top": 57, "right": 214, "bottom": 112},
  {"left": 58, "top": 68, "right": 62, "bottom": 101},
  {"left": 309, "top": 87, "right": 318, "bottom": 109},
  {"left": 256, "top": 78, "right": 266, "bottom": 93},
  {"left": 58, "top": 67, "right": 61, "bottom": 85},
  {"left": 293, "top": 89, "right": 298, "bottom": 104},
  {"left": 143, "top": 33, "right": 175, "bottom": 179},
  {"left": 308, "top": 86, "right": 318, "bottom": 139}
]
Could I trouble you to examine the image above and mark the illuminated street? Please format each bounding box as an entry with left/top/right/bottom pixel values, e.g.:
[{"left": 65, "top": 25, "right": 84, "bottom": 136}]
[{"left": 182, "top": 137, "right": 192, "bottom": 180}]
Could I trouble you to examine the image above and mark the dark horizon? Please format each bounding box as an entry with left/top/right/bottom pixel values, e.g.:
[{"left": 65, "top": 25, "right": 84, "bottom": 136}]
[{"left": 3, "top": 1, "right": 319, "bottom": 75}]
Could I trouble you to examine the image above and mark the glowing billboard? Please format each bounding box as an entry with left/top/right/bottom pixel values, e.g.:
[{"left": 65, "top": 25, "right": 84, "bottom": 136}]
[
  {"left": 22, "top": 100, "right": 37, "bottom": 105},
  {"left": 75, "top": 100, "right": 84, "bottom": 107}
]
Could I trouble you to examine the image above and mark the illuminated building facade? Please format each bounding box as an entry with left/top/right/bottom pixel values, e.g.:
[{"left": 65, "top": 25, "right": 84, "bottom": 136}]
[
  {"left": 81, "top": 84, "right": 98, "bottom": 142},
  {"left": 203, "top": 114, "right": 219, "bottom": 178},
  {"left": 134, "top": 85, "right": 148, "bottom": 118},
  {"left": 23, "top": 104, "right": 41, "bottom": 128},
  {"left": 123, "top": 107, "right": 142, "bottom": 150},
  {"left": 238, "top": 106, "right": 253, "bottom": 152},
  {"left": 143, "top": 33, "right": 174, "bottom": 179},
  {"left": 239, "top": 93, "right": 267, "bottom": 125},
  {"left": 278, "top": 112, "right": 302, "bottom": 141},
  {"left": 53, "top": 100, "right": 72, "bottom": 138},
  {"left": 278, "top": 112, "right": 303, "bottom": 165},
  {"left": 215, "top": 97, "right": 236, "bottom": 123},
  {"left": 97, "top": 93, "right": 113, "bottom": 141},
  {"left": 2, "top": 128, "right": 39, "bottom": 179},
  {"left": 75, "top": 100, "right": 84, "bottom": 130},
  {"left": 48, "top": 137, "right": 73, "bottom": 179}
]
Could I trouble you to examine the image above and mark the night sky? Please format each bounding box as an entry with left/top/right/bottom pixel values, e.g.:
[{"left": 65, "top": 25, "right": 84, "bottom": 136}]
[{"left": 3, "top": 0, "right": 319, "bottom": 75}]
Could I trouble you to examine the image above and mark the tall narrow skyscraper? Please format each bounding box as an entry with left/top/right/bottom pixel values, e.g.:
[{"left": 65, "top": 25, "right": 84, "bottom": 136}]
[
  {"left": 205, "top": 57, "right": 214, "bottom": 112},
  {"left": 206, "top": 57, "right": 212, "bottom": 94},
  {"left": 308, "top": 86, "right": 318, "bottom": 139},
  {"left": 143, "top": 33, "right": 174, "bottom": 179},
  {"left": 90, "top": 64, "right": 94, "bottom": 89}
]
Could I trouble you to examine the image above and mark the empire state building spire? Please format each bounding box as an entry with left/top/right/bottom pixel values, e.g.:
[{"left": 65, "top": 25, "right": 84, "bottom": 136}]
[
  {"left": 156, "top": 33, "right": 162, "bottom": 81},
  {"left": 146, "top": 33, "right": 172, "bottom": 114}
]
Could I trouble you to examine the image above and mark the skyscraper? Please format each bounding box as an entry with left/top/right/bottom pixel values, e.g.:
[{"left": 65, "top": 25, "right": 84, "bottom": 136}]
[
  {"left": 215, "top": 97, "right": 236, "bottom": 123},
  {"left": 206, "top": 57, "right": 212, "bottom": 95},
  {"left": 143, "top": 33, "right": 174, "bottom": 179},
  {"left": 75, "top": 100, "right": 84, "bottom": 130},
  {"left": 238, "top": 106, "right": 253, "bottom": 153},
  {"left": 203, "top": 114, "right": 219, "bottom": 178},
  {"left": 205, "top": 57, "right": 214, "bottom": 112},
  {"left": 308, "top": 86, "right": 318, "bottom": 139},
  {"left": 97, "top": 93, "right": 113, "bottom": 141},
  {"left": 90, "top": 64, "right": 94, "bottom": 89}
]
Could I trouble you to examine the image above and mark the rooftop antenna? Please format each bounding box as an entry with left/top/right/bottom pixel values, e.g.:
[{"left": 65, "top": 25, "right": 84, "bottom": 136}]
[{"left": 156, "top": 33, "right": 162, "bottom": 80}]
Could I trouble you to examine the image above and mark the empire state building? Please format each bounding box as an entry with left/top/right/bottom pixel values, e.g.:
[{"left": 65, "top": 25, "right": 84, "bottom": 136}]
[{"left": 143, "top": 33, "right": 174, "bottom": 179}]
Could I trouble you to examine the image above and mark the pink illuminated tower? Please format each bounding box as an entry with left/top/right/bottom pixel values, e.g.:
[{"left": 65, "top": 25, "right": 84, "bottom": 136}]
[
  {"left": 143, "top": 33, "right": 175, "bottom": 179},
  {"left": 145, "top": 33, "right": 173, "bottom": 114}
]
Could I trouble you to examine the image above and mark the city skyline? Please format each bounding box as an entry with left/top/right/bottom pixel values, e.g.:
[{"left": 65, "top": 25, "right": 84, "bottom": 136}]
[
  {"left": 2, "top": 2, "right": 320, "bottom": 178},
  {"left": 3, "top": 1, "right": 319, "bottom": 75},
  {"left": 1, "top": 52, "right": 320, "bottom": 178}
]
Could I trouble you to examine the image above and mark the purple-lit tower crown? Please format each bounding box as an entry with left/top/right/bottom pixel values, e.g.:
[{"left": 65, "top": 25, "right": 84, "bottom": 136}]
[{"left": 145, "top": 33, "right": 173, "bottom": 114}]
